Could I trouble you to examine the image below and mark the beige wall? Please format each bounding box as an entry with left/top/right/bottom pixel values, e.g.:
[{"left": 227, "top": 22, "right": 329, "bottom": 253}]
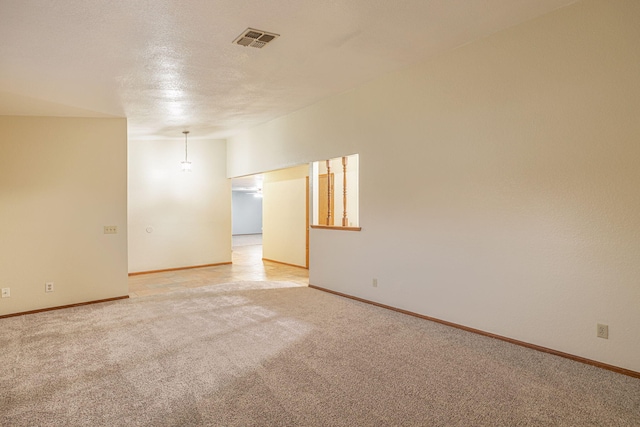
[
  {"left": 0, "top": 116, "right": 128, "bottom": 315},
  {"left": 262, "top": 165, "right": 308, "bottom": 268},
  {"left": 228, "top": 0, "right": 640, "bottom": 372},
  {"left": 128, "top": 138, "right": 231, "bottom": 273}
]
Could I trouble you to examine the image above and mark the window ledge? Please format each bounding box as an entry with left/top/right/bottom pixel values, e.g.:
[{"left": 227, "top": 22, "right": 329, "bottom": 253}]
[{"left": 310, "top": 225, "right": 362, "bottom": 231}]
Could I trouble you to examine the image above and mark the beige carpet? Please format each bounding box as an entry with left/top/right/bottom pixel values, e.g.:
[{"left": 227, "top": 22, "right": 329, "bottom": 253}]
[{"left": 1, "top": 281, "right": 639, "bottom": 426}]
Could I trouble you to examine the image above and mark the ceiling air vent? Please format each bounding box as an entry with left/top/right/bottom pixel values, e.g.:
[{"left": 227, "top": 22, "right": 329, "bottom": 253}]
[{"left": 233, "top": 28, "right": 279, "bottom": 49}]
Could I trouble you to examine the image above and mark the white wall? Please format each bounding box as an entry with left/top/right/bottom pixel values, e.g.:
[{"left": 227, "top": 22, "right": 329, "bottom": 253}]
[
  {"left": 0, "top": 116, "right": 128, "bottom": 315},
  {"left": 232, "top": 191, "right": 263, "bottom": 235},
  {"left": 128, "top": 138, "right": 231, "bottom": 273},
  {"left": 262, "top": 165, "right": 308, "bottom": 267},
  {"left": 228, "top": 0, "right": 640, "bottom": 372}
]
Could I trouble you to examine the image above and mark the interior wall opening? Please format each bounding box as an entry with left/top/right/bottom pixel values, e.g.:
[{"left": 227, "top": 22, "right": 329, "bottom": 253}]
[{"left": 232, "top": 164, "right": 310, "bottom": 275}]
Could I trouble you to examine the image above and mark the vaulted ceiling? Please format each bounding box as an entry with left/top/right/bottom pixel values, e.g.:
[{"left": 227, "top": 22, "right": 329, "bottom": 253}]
[{"left": 0, "top": 0, "right": 576, "bottom": 140}]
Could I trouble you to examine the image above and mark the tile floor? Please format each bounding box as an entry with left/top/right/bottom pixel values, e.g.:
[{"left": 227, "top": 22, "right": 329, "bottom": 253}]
[{"left": 128, "top": 242, "right": 309, "bottom": 298}]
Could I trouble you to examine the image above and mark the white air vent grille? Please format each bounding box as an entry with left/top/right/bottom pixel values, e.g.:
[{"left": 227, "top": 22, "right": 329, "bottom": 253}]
[
  {"left": 251, "top": 41, "right": 267, "bottom": 49},
  {"left": 233, "top": 28, "right": 279, "bottom": 49}
]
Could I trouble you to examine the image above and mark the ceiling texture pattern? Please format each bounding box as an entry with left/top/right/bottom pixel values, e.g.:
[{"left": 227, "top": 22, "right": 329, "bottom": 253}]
[{"left": 0, "top": 0, "right": 576, "bottom": 140}]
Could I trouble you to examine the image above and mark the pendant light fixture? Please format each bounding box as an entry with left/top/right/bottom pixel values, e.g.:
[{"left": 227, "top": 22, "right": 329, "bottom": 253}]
[{"left": 181, "top": 130, "right": 192, "bottom": 172}]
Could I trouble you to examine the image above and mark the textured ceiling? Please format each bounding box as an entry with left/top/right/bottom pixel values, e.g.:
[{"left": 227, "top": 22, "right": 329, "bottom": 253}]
[{"left": 0, "top": 0, "right": 576, "bottom": 140}]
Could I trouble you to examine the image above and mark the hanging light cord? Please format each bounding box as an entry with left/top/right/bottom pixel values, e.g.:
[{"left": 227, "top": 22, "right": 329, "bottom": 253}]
[{"left": 183, "top": 131, "right": 189, "bottom": 162}]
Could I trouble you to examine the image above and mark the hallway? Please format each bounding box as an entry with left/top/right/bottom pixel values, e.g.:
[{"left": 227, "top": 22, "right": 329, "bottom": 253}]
[{"left": 128, "top": 239, "right": 308, "bottom": 298}]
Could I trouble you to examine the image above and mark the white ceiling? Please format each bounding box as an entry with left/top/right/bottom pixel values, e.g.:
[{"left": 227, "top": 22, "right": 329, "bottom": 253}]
[{"left": 0, "top": 0, "right": 576, "bottom": 141}]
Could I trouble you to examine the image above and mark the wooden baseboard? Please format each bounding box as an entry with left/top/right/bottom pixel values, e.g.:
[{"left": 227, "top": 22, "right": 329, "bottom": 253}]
[
  {"left": 0, "top": 295, "right": 130, "bottom": 319},
  {"left": 262, "top": 258, "right": 308, "bottom": 269},
  {"left": 128, "top": 262, "right": 232, "bottom": 276},
  {"left": 308, "top": 284, "right": 640, "bottom": 379}
]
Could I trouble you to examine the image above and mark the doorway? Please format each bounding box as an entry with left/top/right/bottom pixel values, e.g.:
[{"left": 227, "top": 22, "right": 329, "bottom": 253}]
[
  {"left": 235, "top": 165, "right": 309, "bottom": 271},
  {"left": 231, "top": 174, "right": 264, "bottom": 262}
]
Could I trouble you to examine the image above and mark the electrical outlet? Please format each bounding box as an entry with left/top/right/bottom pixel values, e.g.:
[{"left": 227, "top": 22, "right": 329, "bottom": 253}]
[
  {"left": 1, "top": 288, "right": 9, "bottom": 298},
  {"left": 45, "top": 282, "right": 54, "bottom": 293},
  {"left": 103, "top": 225, "right": 117, "bottom": 234},
  {"left": 597, "top": 323, "right": 608, "bottom": 339},
  {"left": 372, "top": 278, "right": 378, "bottom": 288}
]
